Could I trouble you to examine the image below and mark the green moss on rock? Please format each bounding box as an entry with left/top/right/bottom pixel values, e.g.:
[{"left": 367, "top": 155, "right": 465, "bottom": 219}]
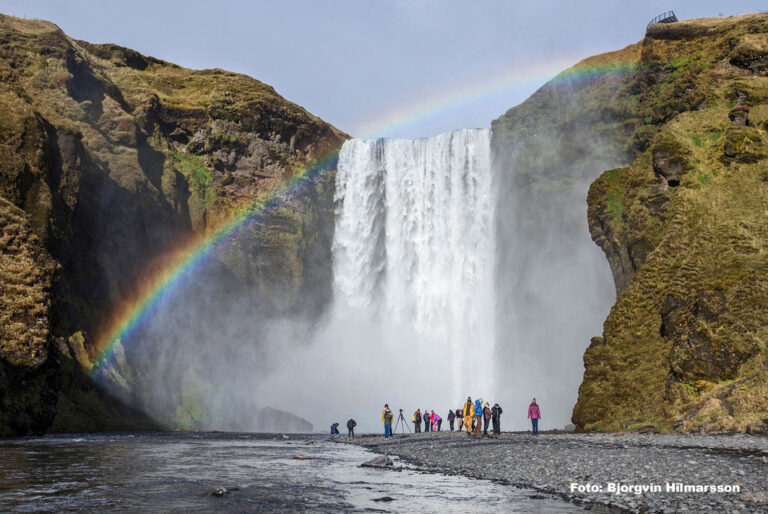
[{"left": 575, "top": 13, "right": 768, "bottom": 433}]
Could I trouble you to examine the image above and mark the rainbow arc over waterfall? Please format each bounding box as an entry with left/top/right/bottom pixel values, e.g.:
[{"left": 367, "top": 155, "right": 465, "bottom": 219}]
[
  {"left": 91, "top": 51, "right": 640, "bottom": 375},
  {"left": 90, "top": 151, "right": 340, "bottom": 374}
]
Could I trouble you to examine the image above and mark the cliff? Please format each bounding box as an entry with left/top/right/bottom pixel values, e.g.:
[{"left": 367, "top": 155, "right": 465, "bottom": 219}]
[
  {"left": 0, "top": 14, "right": 346, "bottom": 435},
  {"left": 491, "top": 12, "right": 768, "bottom": 433},
  {"left": 573, "top": 13, "right": 768, "bottom": 432}
]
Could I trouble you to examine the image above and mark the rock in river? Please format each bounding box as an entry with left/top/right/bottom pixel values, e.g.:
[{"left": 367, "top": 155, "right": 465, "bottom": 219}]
[{"left": 361, "top": 455, "right": 393, "bottom": 468}]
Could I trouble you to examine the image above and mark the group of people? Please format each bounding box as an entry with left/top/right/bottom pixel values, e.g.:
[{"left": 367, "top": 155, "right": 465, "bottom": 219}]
[
  {"left": 330, "top": 418, "right": 358, "bottom": 438},
  {"left": 411, "top": 409, "right": 443, "bottom": 432},
  {"left": 390, "top": 397, "right": 541, "bottom": 438},
  {"left": 332, "top": 398, "right": 542, "bottom": 439},
  {"left": 410, "top": 399, "right": 502, "bottom": 436},
  {"left": 454, "top": 397, "right": 504, "bottom": 436}
]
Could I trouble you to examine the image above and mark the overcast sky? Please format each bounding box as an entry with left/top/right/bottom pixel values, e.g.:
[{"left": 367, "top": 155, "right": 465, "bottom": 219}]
[{"left": 3, "top": 1, "right": 766, "bottom": 138}]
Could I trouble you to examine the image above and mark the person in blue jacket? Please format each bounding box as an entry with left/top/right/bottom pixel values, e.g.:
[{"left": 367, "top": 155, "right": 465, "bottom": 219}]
[
  {"left": 423, "top": 410, "right": 431, "bottom": 432},
  {"left": 473, "top": 398, "right": 483, "bottom": 436},
  {"left": 330, "top": 423, "right": 340, "bottom": 437}
]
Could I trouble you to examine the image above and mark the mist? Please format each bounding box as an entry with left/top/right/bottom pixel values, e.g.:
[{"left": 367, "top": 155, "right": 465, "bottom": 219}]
[
  {"left": 92, "top": 70, "right": 628, "bottom": 435},
  {"left": 494, "top": 181, "right": 616, "bottom": 429},
  {"left": 249, "top": 129, "right": 497, "bottom": 433}
]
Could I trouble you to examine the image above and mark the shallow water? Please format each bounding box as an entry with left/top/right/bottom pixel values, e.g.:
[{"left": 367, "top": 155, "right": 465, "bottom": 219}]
[{"left": 0, "top": 432, "right": 582, "bottom": 512}]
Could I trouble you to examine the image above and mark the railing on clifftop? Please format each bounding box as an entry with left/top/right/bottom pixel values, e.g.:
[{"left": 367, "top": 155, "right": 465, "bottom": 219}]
[{"left": 646, "top": 10, "right": 678, "bottom": 32}]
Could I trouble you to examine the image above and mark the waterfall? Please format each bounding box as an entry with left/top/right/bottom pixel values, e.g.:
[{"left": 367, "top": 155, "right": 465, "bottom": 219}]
[
  {"left": 251, "top": 125, "right": 612, "bottom": 432},
  {"left": 332, "top": 129, "right": 496, "bottom": 400}
]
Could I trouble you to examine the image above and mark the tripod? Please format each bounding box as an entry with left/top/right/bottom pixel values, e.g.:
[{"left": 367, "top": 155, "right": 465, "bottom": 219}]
[{"left": 393, "top": 409, "right": 412, "bottom": 435}]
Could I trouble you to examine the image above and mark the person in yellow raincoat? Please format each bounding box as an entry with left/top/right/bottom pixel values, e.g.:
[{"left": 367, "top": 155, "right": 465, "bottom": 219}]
[
  {"left": 462, "top": 397, "right": 474, "bottom": 434},
  {"left": 381, "top": 404, "right": 393, "bottom": 439}
]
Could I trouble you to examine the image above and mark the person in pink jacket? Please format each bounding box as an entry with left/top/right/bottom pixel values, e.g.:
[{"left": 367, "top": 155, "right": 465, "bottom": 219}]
[
  {"left": 527, "top": 398, "right": 541, "bottom": 435},
  {"left": 432, "top": 411, "right": 442, "bottom": 432}
]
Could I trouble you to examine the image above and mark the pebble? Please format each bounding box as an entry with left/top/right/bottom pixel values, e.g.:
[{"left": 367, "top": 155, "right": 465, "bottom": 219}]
[{"left": 350, "top": 431, "right": 768, "bottom": 514}]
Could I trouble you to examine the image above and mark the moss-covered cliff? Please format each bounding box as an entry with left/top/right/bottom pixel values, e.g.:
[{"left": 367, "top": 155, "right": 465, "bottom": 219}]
[
  {"left": 573, "top": 14, "right": 768, "bottom": 433},
  {"left": 0, "top": 14, "right": 346, "bottom": 435}
]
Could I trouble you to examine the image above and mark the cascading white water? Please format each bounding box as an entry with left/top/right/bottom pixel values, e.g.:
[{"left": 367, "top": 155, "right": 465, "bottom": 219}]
[
  {"left": 248, "top": 128, "right": 498, "bottom": 431},
  {"left": 332, "top": 129, "right": 496, "bottom": 400}
]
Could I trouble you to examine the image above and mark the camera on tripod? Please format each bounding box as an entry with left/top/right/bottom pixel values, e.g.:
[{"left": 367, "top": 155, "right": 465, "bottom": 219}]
[{"left": 394, "top": 408, "right": 411, "bottom": 435}]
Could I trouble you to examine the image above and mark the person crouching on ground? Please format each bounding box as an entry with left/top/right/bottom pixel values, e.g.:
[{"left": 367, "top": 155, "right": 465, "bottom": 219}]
[
  {"left": 331, "top": 422, "right": 340, "bottom": 437},
  {"left": 433, "top": 411, "right": 442, "bottom": 431},
  {"left": 382, "top": 404, "right": 393, "bottom": 439},
  {"left": 473, "top": 398, "right": 483, "bottom": 436},
  {"left": 447, "top": 408, "right": 455, "bottom": 431},
  {"left": 483, "top": 402, "right": 492, "bottom": 436},
  {"left": 463, "top": 397, "right": 474, "bottom": 434},
  {"left": 491, "top": 403, "right": 503, "bottom": 436},
  {"left": 423, "top": 409, "right": 431, "bottom": 432},
  {"left": 413, "top": 408, "right": 422, "bottom": 433},
  {"left": 347, "top": 418, "right": 356, "bottom": 438},
  {"left": 527, "top": 398, "right": 541, "bottom": 435}
]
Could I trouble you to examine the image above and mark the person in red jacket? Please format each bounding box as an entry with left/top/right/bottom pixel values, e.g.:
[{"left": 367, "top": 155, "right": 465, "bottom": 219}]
[{"left": 527, "top": 398, "right": 541, "bottom": 435}]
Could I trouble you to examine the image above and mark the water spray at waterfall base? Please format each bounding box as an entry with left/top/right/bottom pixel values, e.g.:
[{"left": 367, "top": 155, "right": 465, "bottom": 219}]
[
  {"left": 253, "top": 129, "right": 496, "bottom": 432},
  {"left": 91, "top": 123, "right": 613, "bottom": 434},
  {"left": 83, "top": 56, "right": 633, "bottom": 433}
]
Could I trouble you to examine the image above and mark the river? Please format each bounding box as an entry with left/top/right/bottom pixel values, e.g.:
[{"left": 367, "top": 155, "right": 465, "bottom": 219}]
[{"left": 0, "top": 432, "right": 583, "bottom": 512}]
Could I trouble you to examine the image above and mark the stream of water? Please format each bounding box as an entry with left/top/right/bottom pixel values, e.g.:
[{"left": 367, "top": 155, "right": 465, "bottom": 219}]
[{"left": 0, "top": 432, "right": 582, "bottom": 512}]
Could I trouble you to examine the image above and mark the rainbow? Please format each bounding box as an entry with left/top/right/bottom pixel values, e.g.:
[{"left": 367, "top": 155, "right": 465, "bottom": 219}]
[
  {"left": 90, "top": 50, "right": 640, "bottom": 375},
  {"left": 90, "top": 151, "right": 339, "bottom": 374},
  {"left": 355, "top": 46, "right": 640, "bottom": 138}
]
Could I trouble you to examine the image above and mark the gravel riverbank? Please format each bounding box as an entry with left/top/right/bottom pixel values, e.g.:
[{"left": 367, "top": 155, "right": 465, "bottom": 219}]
[{"left": 349, "top": 431, "right": 768, "bottom": 513}]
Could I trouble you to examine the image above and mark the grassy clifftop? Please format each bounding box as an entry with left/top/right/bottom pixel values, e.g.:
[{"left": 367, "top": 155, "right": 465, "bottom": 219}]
[
  {"left": 573, "top": 13, "right": 768, "bottom": 432},
  {"left": 0, "top": 13, "right": 346, "bottom": 434}
]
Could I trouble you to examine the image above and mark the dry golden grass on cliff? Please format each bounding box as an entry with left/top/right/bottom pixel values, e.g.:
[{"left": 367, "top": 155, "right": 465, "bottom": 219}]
[{"left": 0, "top": 198, "right": 54, "bottom": 368}]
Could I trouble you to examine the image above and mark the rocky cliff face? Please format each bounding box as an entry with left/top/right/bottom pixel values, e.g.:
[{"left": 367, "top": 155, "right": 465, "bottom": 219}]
[
  {"left": 492, "top": 12, "right": 768, "bottom": 434},
  {"left": 0, "top": 14, "right": 346, "bottom": 435},
  {"left": 574, "top": 14, "right": 768, "bottom": 433}
]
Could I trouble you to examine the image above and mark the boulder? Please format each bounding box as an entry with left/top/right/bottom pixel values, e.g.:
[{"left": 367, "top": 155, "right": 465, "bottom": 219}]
[
  {"left": 728, "top": 105, "right": 750, "bottom": 127},
  {"left": 361, "top": 455, "right": 394, "bottom": 468}
]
